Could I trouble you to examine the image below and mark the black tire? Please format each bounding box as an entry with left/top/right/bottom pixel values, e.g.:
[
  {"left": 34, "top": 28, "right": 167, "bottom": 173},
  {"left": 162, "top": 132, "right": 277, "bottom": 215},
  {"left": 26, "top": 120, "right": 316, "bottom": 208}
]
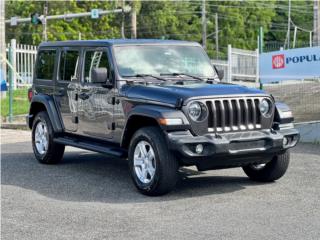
[
  {"left": 128, "top": 126, "right": 179, "bottom": 196},
  {"left": 242, "top": 151, "right": 290, "bottom": 182},
  {"left": 32, "top": 111, "right": 65, "bottom": 164}
]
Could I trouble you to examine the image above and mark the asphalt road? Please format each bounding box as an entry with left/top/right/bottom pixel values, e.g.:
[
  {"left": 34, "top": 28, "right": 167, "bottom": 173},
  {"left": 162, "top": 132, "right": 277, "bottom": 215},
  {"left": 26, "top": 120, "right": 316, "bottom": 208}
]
[{"left": 1, "top": 129, "right": 320, "bottom": 240}]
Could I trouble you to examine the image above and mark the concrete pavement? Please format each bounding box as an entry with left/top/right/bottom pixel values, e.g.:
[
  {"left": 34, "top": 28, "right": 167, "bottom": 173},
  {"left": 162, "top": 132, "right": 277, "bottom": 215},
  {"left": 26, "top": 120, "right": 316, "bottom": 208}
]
[{"left": 1, "top": 129, "right": 320, "bottom": 240}]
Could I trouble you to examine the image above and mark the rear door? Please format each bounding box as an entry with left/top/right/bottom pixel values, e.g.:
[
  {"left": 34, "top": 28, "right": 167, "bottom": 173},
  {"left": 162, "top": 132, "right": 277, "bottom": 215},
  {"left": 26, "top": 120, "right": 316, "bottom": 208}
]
[
  {"left": 55, "top": 48, "right": 81, "bottom": 132},
  {"left": 77, "top": 47, "right": 114, "bottom": 139}
]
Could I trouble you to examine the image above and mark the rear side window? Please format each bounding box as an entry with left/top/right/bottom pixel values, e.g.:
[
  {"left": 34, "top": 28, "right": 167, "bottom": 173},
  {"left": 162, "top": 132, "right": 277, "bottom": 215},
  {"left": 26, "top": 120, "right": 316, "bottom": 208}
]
[
  {"left": 59, "top": 50, "right": 80, "bottom": 81},
  {"left": 36, "top": 50, "right": 56, "bottom": 80}
]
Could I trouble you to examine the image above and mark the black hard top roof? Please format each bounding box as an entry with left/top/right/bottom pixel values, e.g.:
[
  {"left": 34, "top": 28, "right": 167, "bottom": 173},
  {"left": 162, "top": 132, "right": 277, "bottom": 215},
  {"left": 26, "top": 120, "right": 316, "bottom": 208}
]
[{"left": 39, "top": 39, "right": 201, "bottom": 48}]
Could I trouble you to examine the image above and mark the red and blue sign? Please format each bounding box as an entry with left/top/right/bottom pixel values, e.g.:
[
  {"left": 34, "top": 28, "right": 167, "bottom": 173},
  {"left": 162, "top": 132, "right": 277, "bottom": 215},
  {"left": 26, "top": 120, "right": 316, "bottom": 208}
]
[
  {"left": 260, "top": 46, "right": 320, "bottom": 83},
  {"left": 272, "top": 54, "right": 285, "bottom": 69}
]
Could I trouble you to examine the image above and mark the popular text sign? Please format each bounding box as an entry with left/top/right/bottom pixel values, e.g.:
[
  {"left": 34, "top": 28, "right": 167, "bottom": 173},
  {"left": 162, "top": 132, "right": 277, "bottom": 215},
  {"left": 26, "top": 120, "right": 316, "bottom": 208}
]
[{"left": 260, "top": 47, "right": 320, "bottom": 83}]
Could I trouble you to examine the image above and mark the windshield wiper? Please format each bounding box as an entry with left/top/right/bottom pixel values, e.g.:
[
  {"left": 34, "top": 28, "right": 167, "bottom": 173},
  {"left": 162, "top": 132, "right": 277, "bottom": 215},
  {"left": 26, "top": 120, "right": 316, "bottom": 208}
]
[
  {"left": 160, "top": 72, "right": 204, "bottom": 81},
  {"left": 124, "top": 74, "right": 167, "bottom": 81},
  {"left": 206, "top": 77, "right": 220, "bottom": 83}
]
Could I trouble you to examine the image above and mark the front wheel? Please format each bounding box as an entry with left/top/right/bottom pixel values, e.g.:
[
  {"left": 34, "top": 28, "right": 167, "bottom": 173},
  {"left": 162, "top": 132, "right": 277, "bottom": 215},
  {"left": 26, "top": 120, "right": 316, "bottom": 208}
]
[
  {"left": 128, "top": 127, "right": 179, "bottom": 196},
  {"left": 242, "top": 151, "right": 290, "bottom": 182}
]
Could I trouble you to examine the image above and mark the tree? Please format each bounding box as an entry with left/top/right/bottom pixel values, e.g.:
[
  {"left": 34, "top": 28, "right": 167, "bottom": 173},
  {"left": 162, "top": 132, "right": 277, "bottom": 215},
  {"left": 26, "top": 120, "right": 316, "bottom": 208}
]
[
  {"left": 4, "top": 0, "right": 313, "bottom": 56},
  {"left": 136, "top": 1, "right": 201, "bottom": 41},
  {"left": 5, "top": 1, "right": 123, "bottom": 45},
  {"left": 265, "top": 0, "right": 313, "bottom": 50},
  {"left": 206, "top": 1, "right": 276, "bottom": 58}
]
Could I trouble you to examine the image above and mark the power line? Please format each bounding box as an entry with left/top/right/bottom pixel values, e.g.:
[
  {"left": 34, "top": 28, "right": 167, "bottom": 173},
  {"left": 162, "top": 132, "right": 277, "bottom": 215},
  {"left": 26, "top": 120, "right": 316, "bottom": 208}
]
[
  {"left": 290, "top": 19, "right": 312, "bottom": 33},
  {"left": 188, "top": 2, "right": 312, "bottom": 14}
]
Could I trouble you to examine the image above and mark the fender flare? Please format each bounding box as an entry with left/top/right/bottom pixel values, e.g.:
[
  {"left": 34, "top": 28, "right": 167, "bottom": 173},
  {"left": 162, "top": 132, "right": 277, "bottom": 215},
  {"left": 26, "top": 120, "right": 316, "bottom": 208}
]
[
  {"left": 127, "top": 104, "right": 189, "bottom": 122},
  {"left": 121, "top": 104, "right": 190, "bottom": 147},
  {"left": 274, "top": 102, "right": 294, "bottom": 124},
  {"left": 28, "top": 94, "right": 64, "bottom": 132}
]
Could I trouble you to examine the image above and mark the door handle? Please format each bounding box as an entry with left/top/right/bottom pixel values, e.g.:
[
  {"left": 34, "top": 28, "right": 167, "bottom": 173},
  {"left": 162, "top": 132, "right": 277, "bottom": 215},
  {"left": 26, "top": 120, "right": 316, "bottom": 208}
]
[
  {"left": 56, "top": 89, "right": 64, "bottom": 97},
  {"left": 79, "top": 92, "right": 90, "bottom": 100}
]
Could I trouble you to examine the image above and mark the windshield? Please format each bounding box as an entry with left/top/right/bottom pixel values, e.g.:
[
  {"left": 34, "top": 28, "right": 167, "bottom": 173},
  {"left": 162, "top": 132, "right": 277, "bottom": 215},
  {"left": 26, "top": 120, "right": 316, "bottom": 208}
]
[{"left": 113, "top": 45, "right": 217, "bottom": 78}]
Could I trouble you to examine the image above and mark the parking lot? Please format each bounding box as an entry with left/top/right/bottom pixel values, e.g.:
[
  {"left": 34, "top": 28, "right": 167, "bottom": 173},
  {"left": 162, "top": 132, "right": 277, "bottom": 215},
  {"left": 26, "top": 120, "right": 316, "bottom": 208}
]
[{"left": 1, "top": 129, "right": 320, "bottom": 240}]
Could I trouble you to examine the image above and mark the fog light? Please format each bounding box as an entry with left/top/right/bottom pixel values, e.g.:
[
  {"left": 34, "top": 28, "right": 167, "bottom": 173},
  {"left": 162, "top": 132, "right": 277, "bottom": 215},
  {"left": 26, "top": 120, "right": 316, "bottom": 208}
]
[
  {"left": 283, "top": 137, "right": 289, "bottom": 146},
  {"left": 195, "top": 144, "right": 204, "bottom": 154}
]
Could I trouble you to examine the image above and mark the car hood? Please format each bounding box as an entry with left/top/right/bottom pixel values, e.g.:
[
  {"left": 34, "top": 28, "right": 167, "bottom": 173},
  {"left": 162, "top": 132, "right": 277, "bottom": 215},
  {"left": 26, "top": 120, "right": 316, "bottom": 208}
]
[{"left": 122, "top": 82, "right": 266, "bottom": 106}]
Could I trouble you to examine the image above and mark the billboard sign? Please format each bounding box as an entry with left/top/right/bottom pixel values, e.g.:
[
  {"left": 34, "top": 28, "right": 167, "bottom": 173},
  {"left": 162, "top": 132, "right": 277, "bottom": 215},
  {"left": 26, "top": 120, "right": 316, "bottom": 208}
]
[{"left": 260, "top": 47, "right": 320, "bottom": 83}]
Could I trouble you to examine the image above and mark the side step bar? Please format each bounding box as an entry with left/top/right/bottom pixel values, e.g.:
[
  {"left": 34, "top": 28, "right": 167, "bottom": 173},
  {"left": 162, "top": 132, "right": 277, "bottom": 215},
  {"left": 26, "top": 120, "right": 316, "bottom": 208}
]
[{"left": 54, "top": 137, "right": 127, "bottom": 158}]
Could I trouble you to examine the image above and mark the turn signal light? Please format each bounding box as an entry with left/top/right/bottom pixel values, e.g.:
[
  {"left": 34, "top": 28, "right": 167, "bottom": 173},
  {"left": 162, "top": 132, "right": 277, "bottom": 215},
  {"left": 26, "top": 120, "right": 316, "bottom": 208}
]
[{"left": 158, "top": 118, "right": 183, "bottom": 126}]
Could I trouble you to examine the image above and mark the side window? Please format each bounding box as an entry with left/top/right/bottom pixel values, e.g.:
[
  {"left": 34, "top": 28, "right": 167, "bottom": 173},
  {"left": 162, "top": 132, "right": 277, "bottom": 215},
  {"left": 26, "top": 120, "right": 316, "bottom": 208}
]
[
  {"left": 36, "top": 50, "right": 56, "bottom": 80},
  {"left": 59, "top": 50, "right": 80, "bottom": 81},
  {"left": 83, "top": 50, "right": 110, "bottom": 83}
]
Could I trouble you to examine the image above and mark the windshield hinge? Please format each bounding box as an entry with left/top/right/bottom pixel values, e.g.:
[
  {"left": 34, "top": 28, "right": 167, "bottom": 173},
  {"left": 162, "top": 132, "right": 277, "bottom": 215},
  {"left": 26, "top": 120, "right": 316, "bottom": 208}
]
[{"left": 175, "top": 98, "right": 183, "bottom": 109}]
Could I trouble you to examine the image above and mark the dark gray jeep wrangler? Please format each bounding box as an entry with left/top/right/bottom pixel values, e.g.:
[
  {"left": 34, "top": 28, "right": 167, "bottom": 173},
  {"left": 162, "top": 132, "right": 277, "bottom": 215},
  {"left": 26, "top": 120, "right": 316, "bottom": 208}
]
[{"left": 27, "top": 39, "right": 299, "bottom": 195}]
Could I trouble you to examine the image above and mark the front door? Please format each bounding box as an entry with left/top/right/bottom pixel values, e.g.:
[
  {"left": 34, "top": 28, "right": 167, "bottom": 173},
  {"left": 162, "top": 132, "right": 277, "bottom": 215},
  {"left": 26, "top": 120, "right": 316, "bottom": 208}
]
[
  {"left": 55, "top": 48, "right": 80, "bottom": 132},
  {"left": 77, "top": 48, "right": 114, "bottom": 139}
]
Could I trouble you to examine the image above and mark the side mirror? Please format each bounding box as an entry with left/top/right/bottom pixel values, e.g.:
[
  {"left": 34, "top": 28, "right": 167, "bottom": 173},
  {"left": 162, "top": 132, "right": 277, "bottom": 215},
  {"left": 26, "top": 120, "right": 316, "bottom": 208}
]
[
  {"left": 217, "top": 69, "right": 224, "bottom": 80},
  {"left": 91, "top": 67, "right": 108, "bottom": 84}
]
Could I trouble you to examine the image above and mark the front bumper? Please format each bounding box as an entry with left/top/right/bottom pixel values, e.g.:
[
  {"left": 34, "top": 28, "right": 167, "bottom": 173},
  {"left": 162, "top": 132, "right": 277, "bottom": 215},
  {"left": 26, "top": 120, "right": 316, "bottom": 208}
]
[{"left": 167, "top": 127, "right": 299, "bottom": 170}]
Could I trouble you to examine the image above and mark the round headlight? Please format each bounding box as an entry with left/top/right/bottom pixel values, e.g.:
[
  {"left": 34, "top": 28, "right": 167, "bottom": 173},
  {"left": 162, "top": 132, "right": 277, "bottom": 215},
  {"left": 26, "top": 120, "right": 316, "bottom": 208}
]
[
  {"left": 188, "top": 102, "right": 207, "bottom": 121},
  {"left": 188, "top": 102, "right": 202, "bottom": 121},
  {"left": 259, "top": 99, "right": 271, "bottom": 116}
]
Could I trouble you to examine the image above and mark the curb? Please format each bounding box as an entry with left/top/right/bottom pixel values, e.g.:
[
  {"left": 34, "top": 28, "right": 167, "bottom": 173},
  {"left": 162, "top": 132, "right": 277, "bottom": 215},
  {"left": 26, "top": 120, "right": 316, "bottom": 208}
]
[{"left": 1, "top": 123, "right": 29, "bottom": 130}]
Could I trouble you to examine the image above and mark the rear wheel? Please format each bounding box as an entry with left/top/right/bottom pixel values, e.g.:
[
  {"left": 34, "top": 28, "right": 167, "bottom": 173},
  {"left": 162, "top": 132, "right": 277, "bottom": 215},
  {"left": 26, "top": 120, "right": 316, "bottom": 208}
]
[
  {"left": 32, "top": 111, "right": 65, "bottom": 164},
  {"left": 242, "top": 151, "right": 290, "bottom": 182},
  {"left": 128, "top": 126, "right": 179, "bottom": 196}
]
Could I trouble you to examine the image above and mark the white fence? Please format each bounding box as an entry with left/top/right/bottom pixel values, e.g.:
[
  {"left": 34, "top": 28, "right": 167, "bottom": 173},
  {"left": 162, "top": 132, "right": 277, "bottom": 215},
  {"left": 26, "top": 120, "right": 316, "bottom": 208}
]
[
  {"left": 212, "top": 44, "right": 259, "bottom": 84},
  {"left": 5, "top": 39, "right": 37, "bottom": 89}
]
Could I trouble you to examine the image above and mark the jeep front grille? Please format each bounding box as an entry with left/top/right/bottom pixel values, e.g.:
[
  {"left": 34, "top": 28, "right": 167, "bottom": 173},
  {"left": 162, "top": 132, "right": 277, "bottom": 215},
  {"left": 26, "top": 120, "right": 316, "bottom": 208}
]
[{"left": 205, "top": 97, "right": 266, "bottom": 132}]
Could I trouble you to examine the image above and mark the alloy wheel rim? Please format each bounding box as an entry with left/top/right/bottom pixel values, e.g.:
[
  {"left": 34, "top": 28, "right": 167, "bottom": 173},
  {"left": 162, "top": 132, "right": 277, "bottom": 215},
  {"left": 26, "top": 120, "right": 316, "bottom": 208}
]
[
  {"left": 35, "top": 121, "right": 49, "bottom": 155},
  {"left": 133, "top": 140, "right": 156, "bottom": 184}
]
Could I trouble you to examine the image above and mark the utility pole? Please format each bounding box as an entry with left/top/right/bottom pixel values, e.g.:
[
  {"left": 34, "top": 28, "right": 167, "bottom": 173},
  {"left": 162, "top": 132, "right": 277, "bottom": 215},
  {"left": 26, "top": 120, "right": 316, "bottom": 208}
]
[
  {"left": 314, "top": 0, "right": 320, "bottom": 46},
  {"left": 293, "top": 26, "right": 297, "bottom": 48},
  {"left": 202, "top": 0, "right": 207, "bottom": 50},
  {"left": 259, "top": 27, "right": 264, "bottom": 54},
  {"left": 130, "top": 2, "right": 137, "bottom": 39},
  {"left": 286, "top": 0, "right": 291, "bottom": 49},
  {"left": 121, "top": 0, "right": 125, "bottom": 38},
  {"left": 43, "top": 1, "right": 48, "bottom": 41},
  {"left": 215, "top": 13, "right": 219, "bottom": 59},
  {"left": 0, "top": 0, "right": 6, "bottom": 82}
]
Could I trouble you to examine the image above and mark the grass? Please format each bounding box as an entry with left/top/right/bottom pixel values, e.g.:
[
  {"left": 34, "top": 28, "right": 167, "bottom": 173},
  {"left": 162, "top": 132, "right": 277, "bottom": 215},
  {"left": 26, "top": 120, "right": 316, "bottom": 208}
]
[{"left": 1, "top": 88, "right": 30, "bottom": 118}]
